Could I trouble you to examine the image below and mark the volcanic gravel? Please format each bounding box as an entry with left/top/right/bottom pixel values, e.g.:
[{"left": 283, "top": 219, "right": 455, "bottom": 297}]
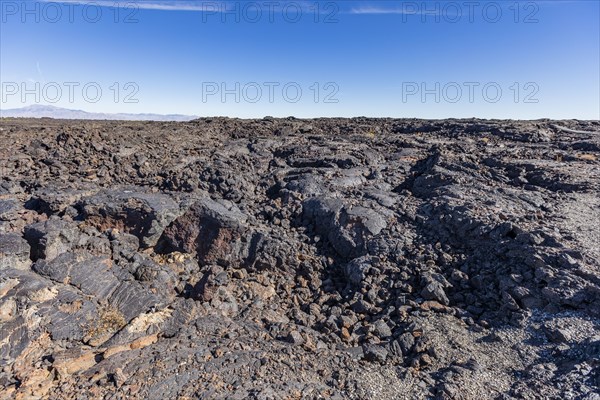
[{"left": 1, "top": 117, "right": 599, "bottom": 399}]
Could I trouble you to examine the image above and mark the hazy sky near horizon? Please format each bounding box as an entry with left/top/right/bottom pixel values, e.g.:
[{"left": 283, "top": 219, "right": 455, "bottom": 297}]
[{"left": 1, "top": 0, "right": 599, "bottom": 119}]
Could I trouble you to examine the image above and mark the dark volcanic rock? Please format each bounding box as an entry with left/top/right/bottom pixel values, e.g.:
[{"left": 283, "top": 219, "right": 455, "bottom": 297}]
[
  {"left": 33, "top": 253, "right": 120, "bottom": 298},
  {"left": 303, "top": 197, "right": 387, "bottom": 258},
  {"left": 157, "top": 197, "right": 248, "bottom": 265},
  {"left": 1, "top": 117, "right": 599, "bottom": 400},
  {"left": 343, "top": 255, "right": 379, "bottom": 286},
  {"left": 0, "top": 233, "right": 31, "bottom": 270},
  {"left": 79, "top": 189, "right": 183, "bottom": 248},
  {"left": 0, "top": 199, "right": 20, "bottom": 221},
  {"left": 24, "top": 218, "right": 80, "bottom": 261}
]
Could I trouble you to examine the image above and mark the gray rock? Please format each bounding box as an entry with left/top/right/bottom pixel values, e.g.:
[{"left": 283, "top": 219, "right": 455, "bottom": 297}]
[
  {"left": 24, "top": 218, "right": 80, "bottom": 261},
  {"left": 79, "top": 189, "right": 183, "bottom": 248},
  {"left": 372, "top": 319, "right": 392, "bottom": 339},
  {"left": 544, "top": 326, "right": 572, "bottom": 343},
  {"left": 389, "top": 340, "right": 404, "bottom": 362},
  {"left": 3, "top": 117, "right": 600, "bottom": 399},
  {"left": 110, "top": 232, "right": 140, "bottom": 257},
  {"left": 0, "top": 316, "right": 30, "bottom": 363},
  {"left": 364, "top": 190, "right": 399, "bottom": 208},
  {"left": 363, "top": 344, "right": 388, "bottom": 363},
  {"left": 30, "top": 187, "right": 95, "bottom": 215},
  {"left": 421, "top": 281, "right": 449, "bottom": 305},
  {"left": 285, "top": 174, "right": 326, "bottom": 197},
  {"left": 244, "top": 231, "right": 298, "bottom": 272},
  {"left": 343, "top": 256, "right": 378, "bottom": 286},
  {"left": 109, "top": 281, "right": 162, "bottom": 321},
  {"left": 0, "top": 234, "right": 31, "bottom": 270},
  {"left": 0, "top": 199, "right": 20, "bottom": 221},
  {"left": 344, "top": 206, "right": 387, "bottom": 236},
  {"left": 157, "top": 198, "right": 248, "bottom": 265},
  {"left": 34, "top": 254, "right": 120, "bottom": 298},
  {"left": 44, "top": 296, "right": 98, "bottom": 341},
  {"left": 420, "top": 274, "right": 451, "bottom": 306},
  {"left": 302, "top": 197, "right": 386, "bottom": 258},
  {"left": 345, "top": 346, "right": 365, "bottom": 360},
  {"left": 397, "top": 332, "right": 415, "bottom": 355},
  {"left": 287, "top": 331, "right": 304, "bottom": 345}
]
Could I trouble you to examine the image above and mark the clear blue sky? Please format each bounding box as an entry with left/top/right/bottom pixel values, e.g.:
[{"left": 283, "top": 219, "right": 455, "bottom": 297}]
[{"left": 1, "top": 0, "right": 599, "bottom": 119}]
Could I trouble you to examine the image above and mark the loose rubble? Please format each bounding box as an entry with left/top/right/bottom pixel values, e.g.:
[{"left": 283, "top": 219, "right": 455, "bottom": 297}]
[{"left": 1, "top": 117, "right": 599, "bottom": 399}]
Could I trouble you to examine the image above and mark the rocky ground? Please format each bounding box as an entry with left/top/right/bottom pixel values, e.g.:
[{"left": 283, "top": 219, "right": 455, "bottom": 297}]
[{"left": 1, "top": 117, "right": 599, "bottom": 400}]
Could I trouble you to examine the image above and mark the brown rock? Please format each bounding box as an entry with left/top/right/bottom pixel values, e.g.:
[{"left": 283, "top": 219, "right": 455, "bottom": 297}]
[{"left": 420, "top": 300, "right": 448, "bottom": 312}]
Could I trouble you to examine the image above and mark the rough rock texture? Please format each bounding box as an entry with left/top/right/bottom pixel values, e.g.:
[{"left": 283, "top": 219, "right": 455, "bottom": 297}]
[{"left": 0, "top": 117, "right": 599, "bottom": 399}]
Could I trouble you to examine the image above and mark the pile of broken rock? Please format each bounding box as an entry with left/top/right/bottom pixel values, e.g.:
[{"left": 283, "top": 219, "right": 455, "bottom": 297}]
[{"left": 1, "top": 117, "right": 599, "bottom": 399}]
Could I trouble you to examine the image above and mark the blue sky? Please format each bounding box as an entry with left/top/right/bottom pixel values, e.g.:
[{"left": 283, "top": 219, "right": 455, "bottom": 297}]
[{"left": 1, "top": 0, "right": 599, "bottom": 119}]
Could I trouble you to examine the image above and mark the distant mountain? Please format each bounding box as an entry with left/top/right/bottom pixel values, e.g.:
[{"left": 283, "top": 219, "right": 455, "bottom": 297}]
[{"left": 0, "top": 105, "right": 197, "bottom": 122}]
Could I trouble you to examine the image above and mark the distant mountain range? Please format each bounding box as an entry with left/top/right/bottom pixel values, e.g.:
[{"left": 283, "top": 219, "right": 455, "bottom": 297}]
[{"left": 0, "top": 105, "right": 198, "bottom": 121}]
